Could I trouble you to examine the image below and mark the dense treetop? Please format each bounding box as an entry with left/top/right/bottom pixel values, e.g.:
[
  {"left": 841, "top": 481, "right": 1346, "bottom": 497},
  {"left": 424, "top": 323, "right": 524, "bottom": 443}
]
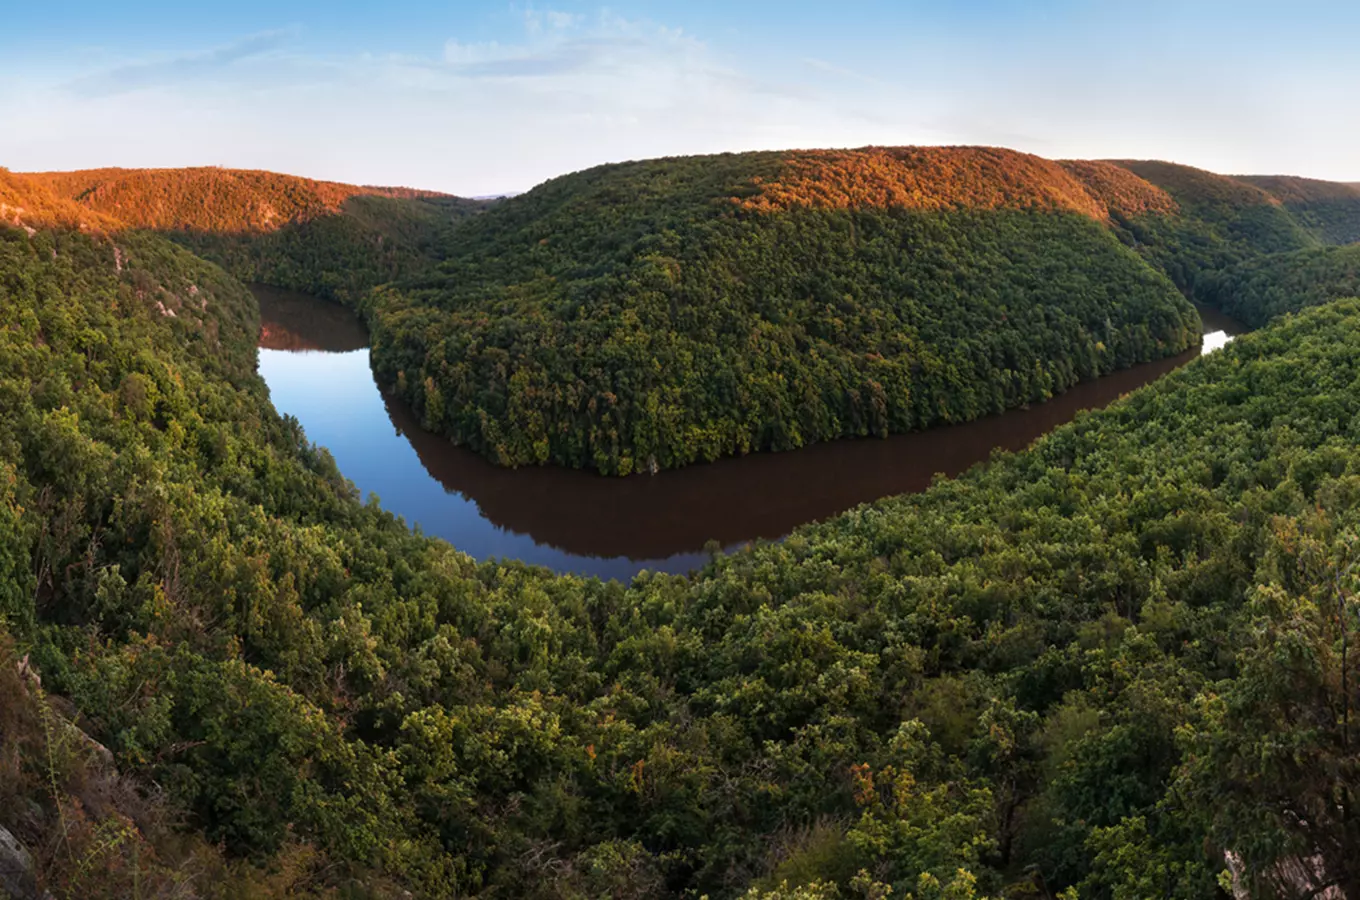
[
  {"left": 30, "top": 166, "right": 453, "bottom": 233},
  {"left": 22, "top": 165, "right": 493, "bottom": 303},
  {"left": 1236, "top": 173, "right": 1360, "bottom": 245},
  {"left": 4, "top": 209, "right": 1360, "bottom": 897},
  {"left": 739, "top": 147, "right": 1178, "bottom": 221},
  {"left": 369, "top": 147, "right": 1202, "bottom": 475}
]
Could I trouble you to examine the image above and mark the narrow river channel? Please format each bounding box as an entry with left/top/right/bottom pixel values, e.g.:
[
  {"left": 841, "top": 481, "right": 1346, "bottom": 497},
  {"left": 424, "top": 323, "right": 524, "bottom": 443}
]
[{"left": 255, "top": 284, "right": 1245, "bottom": 579}]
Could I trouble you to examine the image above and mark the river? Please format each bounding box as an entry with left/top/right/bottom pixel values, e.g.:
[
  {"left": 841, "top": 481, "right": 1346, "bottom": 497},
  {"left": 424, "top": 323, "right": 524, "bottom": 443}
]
[{"left": 255, "top": 284, "right": 1244, "bottom": 579}]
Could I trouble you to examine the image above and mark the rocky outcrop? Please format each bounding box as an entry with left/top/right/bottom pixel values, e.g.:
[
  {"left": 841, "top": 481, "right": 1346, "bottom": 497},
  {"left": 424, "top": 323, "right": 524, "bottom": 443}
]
[
  {"left": 1226, "top": 850, "right": 1346, "bottom": 900},
  {"left": 0, "top": 825, "right": 51, "bottom": 900}
]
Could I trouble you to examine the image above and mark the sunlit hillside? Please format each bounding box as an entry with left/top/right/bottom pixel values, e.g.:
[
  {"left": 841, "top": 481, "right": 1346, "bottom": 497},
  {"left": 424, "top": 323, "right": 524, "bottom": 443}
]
[{"left": 24, "top": 165, "right": 493, "bottom": 302}]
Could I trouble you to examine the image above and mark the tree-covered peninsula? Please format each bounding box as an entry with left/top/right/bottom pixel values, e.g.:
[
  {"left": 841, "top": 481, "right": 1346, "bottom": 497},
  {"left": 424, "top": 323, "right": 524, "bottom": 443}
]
[{"left": 368, "top": 148, "right": 1201, "bottom": 474}]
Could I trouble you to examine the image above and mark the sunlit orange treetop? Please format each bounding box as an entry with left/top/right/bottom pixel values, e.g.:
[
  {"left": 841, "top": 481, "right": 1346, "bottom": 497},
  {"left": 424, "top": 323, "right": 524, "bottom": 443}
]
[
  {"left": 26, "top": 166, "right": 453, "bottom": 235},
  {"left": 0, "top": 168, "right": 120, "bottom": 232},
  {"left": 738, "top": 146, "right": 1178, "bottom": 221}
]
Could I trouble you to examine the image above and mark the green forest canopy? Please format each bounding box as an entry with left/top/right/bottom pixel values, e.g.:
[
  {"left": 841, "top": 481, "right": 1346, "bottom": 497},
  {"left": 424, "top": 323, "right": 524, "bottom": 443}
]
[
  {"left": 23, "top": 149, "right": 1360, "bottom": 476},
  {"left": 367, "top": 148, "right": 1207, "bottom": 474},
  {"left": 366, "top": 147, "right": 1360, "bottom": 475},
  {"left": 4, "top": 136, "right": 1360, "bottom": 895}
]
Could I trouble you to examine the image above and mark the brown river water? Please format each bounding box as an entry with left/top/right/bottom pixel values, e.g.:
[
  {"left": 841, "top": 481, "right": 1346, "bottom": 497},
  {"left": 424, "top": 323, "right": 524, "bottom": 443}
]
[{"left": 255, "top": 284, "right": 1245, "bottom": 580}]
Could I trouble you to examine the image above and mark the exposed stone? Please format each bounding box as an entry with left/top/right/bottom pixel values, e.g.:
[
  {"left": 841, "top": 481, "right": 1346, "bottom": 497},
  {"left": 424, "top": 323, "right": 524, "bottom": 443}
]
[
  {"left": 1225, "top": 850, "right": 1345, "bottom": 900},
  {"left": 0, "top": 825, "right": 45, "bottom": 900}
]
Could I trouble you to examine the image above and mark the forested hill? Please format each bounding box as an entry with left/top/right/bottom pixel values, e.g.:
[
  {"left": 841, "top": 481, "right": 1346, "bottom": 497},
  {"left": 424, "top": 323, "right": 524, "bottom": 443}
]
[
  {"left": 1092, "top": 160, "right": 1360, "bottom": 328},
  {"left": 370, "top": 146, "right": 1201, "bottom": 475},
  {"left": 5, "top": 209, "right": 1360, "bottom": 898},
  {"left": 0, "top": 168, "right": 121, "bottom": 232},
  {"left": 1236, "top": 174, "right": 1360, "bottom": 244},
  {"left": 29, "top": 166, "right": 451, "bottom": 232},
  {"left": 26, "top": 165, "right": 493, "bottom": 302}
]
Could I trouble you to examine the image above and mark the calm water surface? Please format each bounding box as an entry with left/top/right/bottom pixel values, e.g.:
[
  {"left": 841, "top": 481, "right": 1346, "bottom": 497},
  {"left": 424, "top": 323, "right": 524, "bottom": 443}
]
[{"left": 255, "top": 284, "right": 1244, "bottom": 579}]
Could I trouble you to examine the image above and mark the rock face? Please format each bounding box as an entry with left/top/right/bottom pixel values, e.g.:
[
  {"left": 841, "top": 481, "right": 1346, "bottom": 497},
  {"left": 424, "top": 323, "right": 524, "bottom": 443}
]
[
  {"left": 0, "top": 824, "right": 43, "bottom": 900},
  {"left": 1225, "top": 850, "right": 1346, "bottom": 900}
]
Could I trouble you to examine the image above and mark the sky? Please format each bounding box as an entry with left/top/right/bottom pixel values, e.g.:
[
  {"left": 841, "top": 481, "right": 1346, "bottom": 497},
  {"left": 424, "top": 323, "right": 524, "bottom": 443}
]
[{"left": 1, "top": 1, "right": 1357, "bottom": 196}]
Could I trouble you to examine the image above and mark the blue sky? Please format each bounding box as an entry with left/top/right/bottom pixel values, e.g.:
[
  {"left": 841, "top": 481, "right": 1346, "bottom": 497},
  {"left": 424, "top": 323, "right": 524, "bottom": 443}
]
[{"left": 2, "top": 1, "right": 1356, "bottom": 194}]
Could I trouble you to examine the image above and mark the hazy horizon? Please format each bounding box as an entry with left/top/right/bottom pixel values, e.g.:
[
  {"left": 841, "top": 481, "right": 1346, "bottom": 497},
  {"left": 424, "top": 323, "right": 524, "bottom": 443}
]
[{"left": 4, "top": 0, "right": 1356, "bottom": 196}]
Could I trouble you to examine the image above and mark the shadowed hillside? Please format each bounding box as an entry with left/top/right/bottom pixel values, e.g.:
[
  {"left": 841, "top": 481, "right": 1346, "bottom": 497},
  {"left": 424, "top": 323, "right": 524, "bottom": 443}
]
[
  {"left": 1236, "top": 174, "right": 1360, "bottom": 245},
  {"left": 1095, "top": 160, "right": 1317, "bottom": 295},
  {"left": 1198, "top": 243, "right": 1360, "bottom": 327}
]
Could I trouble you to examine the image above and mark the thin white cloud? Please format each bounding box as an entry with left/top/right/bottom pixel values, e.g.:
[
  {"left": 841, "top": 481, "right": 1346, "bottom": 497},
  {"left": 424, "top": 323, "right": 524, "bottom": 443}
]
[
  {"left": 800, "top": 57, "right": 883, "bottom": 86},
  {"left": 64, "top": 29, "right": 297, "bottom": 97},
  {"left": 6, "top": 10, "right": 915, "bottom": 193},
  {"left": 3, "top": 6, "right": 1356, "bottom": 194}
]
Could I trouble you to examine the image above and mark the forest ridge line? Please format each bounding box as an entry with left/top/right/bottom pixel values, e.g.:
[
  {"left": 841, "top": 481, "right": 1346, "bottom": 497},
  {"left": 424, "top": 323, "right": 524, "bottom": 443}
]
[{"left": 9, "top": 146, "right": 1360, "bottom": 476}]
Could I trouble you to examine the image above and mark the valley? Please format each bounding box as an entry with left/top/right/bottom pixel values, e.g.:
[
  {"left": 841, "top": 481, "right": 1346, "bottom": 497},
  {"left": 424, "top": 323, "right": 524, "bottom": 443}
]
[
  {"left": 2, "top": 147, "right": 1360, "bottom": 898},
  {"left": 257, "top": 286, "right": 1243, "bottom": 577}
]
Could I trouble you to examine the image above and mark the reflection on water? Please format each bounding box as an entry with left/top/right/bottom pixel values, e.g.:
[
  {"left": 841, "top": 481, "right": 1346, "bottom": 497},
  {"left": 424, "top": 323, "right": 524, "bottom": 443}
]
[
  {"left": 255, "top": 284, "right": 368, "bottom": 352},
  {"left": 1197, "top": 304, "right": 1240, "bottom": 354},
  {"left": 254, "top": 284, "right": 1245, "bottom": 580}
]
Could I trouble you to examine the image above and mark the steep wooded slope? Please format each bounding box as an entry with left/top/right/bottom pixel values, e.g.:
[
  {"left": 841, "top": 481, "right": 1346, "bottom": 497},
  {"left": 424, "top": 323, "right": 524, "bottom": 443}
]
[
  {"left": 1090, "top": 163, "right": 1360, "bottom": 326},
  {"left": 0, "top": 168, "right": 120, "bottom": 232},
  {"left": 29, "top": 166, "right": 492, "bottom": 302},
  {"left": 1093, "top": 160, "right": 1318, "bottom": 295},
  {"left": 5, "top": 213, "right": 1360, "bottom": 897},
  {"left": 370, "top": 147, "right": 1199, "bottom": 475},
  {"left": 1198, "top": 243, "right": 1360, "bottom": 328},
  {"left": 1236, "top": 174, "right": 1360, "bottom": 245}
]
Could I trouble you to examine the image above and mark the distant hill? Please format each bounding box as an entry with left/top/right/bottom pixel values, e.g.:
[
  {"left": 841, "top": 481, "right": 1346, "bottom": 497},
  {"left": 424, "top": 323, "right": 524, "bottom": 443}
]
[
  {"left": 28, "top": 166, "right": 493, "bottom": 302},
  {"left": 1077, "top": 162, "right": 1359, "bottom": 325},
  {"left": 1235, "top": 174, "right": 1360, "bottom": 244},
  {"left": 1197, "top": 243, "right": 1360, "bottom": 327},
  {"left": 1095, "top": 160, "right": 1316, "bottom": 291},
  {"left": 370, "top": 146, "right": 1200, "bottom": 475},
  {"left": 28, "top": 166, "right": 452, "bottom": 232},
  {"left": 0, "top": 168, "right": 120, "bottom": 232}
]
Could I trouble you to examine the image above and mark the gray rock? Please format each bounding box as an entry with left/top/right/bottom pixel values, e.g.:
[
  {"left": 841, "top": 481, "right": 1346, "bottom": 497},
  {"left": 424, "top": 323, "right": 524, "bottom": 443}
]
[{"left": 0, "top": 825, "right": 40, "bottom": 900}]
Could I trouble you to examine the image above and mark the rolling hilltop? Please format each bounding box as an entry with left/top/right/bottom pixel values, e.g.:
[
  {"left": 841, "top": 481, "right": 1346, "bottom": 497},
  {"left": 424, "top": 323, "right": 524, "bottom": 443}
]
[
  {"left": 372, "top": 146, "right": 1205, "bottom": 475},
  {"left": 0, "top": 168, "right": 121, "bottom": 232},
  {"left": 19, "top": 150, "right": 1360, "bottom": 478},
  {"left": 363, "top": 147, "right": 1360, "bottom": 476},
  {"left": 25, "top": 165, "right": 494, "bottom": 302},
  {"left": 27, "top": 166, "right": 451, "bottom": 233}
]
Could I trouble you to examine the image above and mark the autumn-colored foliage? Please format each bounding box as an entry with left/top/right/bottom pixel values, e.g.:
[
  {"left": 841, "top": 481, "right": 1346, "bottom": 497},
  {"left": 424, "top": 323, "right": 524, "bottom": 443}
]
[
  {"left": 1056, "top": 159, "right": 1181, "bottom": 218},
  {"left": 30, "top": 166, "right": 451, "bottom": 234},
  {"left": 739, "top": 146, "right": 1177, "bottom": 222},
  {"left": 0, "top": 169, "right": 120, "bottom": 232},
  {"left": 18, "top": 165, "right": 492, "bottom": 304}
]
